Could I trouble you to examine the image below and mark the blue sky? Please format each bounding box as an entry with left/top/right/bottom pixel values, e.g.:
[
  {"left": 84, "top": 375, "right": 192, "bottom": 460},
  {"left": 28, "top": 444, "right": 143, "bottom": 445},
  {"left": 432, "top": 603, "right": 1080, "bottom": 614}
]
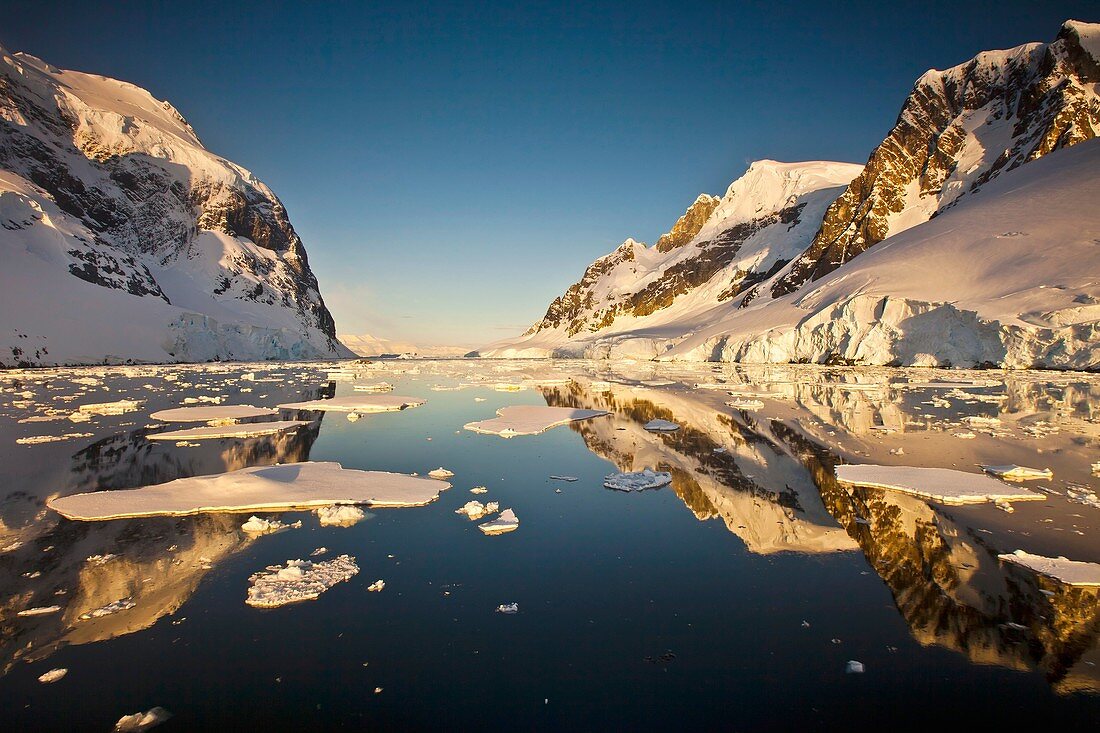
[{"left": 5, "top": 1, "right": 1094, "bottom": 345}]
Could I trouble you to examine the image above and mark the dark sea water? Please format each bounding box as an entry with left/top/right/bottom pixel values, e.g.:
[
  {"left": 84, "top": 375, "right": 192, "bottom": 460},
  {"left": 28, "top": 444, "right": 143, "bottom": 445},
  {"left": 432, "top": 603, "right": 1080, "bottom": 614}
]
[{"left": 1, "top": 360, "right": 1099, "bottom": 730}]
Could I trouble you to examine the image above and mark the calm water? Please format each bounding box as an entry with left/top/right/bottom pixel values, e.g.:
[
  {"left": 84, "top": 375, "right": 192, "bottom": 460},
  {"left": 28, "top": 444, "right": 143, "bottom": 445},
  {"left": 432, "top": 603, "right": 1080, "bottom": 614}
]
[{"left": 1, "top": 360, "right": 1099, "bottom": 730}]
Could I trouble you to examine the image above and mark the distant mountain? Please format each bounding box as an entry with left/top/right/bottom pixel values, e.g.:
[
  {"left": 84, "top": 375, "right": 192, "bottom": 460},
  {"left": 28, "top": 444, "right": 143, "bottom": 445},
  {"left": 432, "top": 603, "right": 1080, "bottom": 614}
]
[
  {"left": 482, "top": 20, "right": 1100, "bottom": 369},
  {"left": 0, "top": 46, "right": 353, "bottom": 366},
  {"left": 339, "top": 333, "right": 469, "bottom": 358}
]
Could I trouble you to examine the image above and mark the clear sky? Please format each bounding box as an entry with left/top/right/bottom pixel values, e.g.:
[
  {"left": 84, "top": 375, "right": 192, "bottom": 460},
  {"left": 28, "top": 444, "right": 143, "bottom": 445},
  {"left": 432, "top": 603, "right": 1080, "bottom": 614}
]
[{"left": 4, "top": 1, "right": 1094, "bottom": 346}]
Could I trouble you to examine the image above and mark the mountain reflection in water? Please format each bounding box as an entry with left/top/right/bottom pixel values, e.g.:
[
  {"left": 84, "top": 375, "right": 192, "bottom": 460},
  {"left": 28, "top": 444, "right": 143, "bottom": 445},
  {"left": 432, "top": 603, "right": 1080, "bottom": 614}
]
[{"left": 543, "top": 376, "right": 1100, "bottom": 694}]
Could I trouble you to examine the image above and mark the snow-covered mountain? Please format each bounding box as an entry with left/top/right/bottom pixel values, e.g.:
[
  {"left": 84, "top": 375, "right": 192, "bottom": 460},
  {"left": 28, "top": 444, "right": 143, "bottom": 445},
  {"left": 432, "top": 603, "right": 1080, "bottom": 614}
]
[
  {"left": 482, "top": 20, "right": 1100, "bottom": 369},
  {"left": 339, "top": 333, "right": 469, "bottom": 358},
  {"left": 0, "top": 46, "right": 353, "bottom": 366}
]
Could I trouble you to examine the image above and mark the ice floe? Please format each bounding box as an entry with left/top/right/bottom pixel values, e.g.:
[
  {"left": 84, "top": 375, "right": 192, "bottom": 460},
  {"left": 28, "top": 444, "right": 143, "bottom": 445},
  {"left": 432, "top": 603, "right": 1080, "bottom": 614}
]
[
  {"left": 16, "top": 605, "right": 62, "bottom": 617},
  {"left": 428, "top": 467, "right": 455, "bottom": 479},
  {"left": 643, "top": 419, "right": 680, "bottom": 432},
  {"left": 464, "top": 405, "right": 608, "bottom": 437},
  {"left": 77, "top": 399, "right": 143, "bottom": 416},
  {"left": 149, "top": 405, "right": 278, "bottom": 422},
  {"left": 479, "top": 508, "right": 519, "bottom": 535},
  {"left": 240, "top": 516, "right": 300, "bottom": 535},
  {"left": 550, "top": 475, "right": 578, "bottom": 482},
  {"left": 725, "top": 398, "right": 765, "bottom": 410},
  {"left": 277, "top": 395, "right": 425, "bottom": 413},
  {"left": 113, "top": 707, "right": 171, "bottom": 732},
  {"left": 146, "top": 420, "right": 311, "bottom": 441},
  {"left": 80, "top": 597, "right": 136, "bottom": 619},
  {"left": 980, "top": 465, "right": 1054, "bottom": 481},
  {"left": 48, "top": 461, "right": 448, "bottom": 520},
  {"left": 998, "top": 550, "right": 1100, "bottom": 586},
  {"left": 367, "top": 579, "right": 385, "bottom": 592},
  {"left": 456, "top": 500, "right": 499, "bottom": 520},
  {"left": 603, "top": 469, "right": 673, "bottom": 492},
  {"left": 16, "top": 432, "right": 93, "bottom": 444},
  {"left": 497, "top": 602, "right": 519, "bottom": 614},
  {"left": 846, "top": 660, "right": 865, "bottom": 674},
  {"left": 246, "top": 555, "right": 359, "bottom": 608},
  {"left": 834, "top": 465, "right": 1046, "bottom": 504},
  {"left": 38, "top": 668, "right": 67, "bottom": 684},
  {"left": 316, "top": 505, "right": 368, "bottom": 527}
]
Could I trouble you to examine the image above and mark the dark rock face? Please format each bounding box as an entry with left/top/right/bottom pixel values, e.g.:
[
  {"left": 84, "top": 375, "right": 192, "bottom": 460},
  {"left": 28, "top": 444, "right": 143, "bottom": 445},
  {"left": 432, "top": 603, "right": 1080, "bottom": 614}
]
[
  {"left": 0, "top": 47, "right": 343, "bottom": 355},
  {"left": 654, "top": 194, "right": 720, "bottom": 253},
  {"left": 770, "top": 21, "right": 1100, "bottom": 299}
]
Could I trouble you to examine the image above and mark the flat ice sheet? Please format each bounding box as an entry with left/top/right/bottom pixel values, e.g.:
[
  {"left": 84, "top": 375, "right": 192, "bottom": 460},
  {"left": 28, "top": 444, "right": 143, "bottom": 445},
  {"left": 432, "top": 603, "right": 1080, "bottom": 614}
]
[
  {"left": 835, "top": 464, "right": 1045, "bottom": 504},
  {"left": 479, "top": 508, "right": 519, "bottom": 534},
  {"left": 146, "top": 420, "right": 311, "bottom": 440},
  {"left": 998, "top": 550, "right": 1100, "bottom": 586},
  {"left": 149, "top": 405, "right": 278, "bottom": 422},
  {"left": 464, "top": 405, "right": 608, "bottom": 437},
  {"left": 48, "top": 461, "right": 448, "bottom": 520},
  {"left": 277, "top": 395, "right": 426, "bottom": 413}
]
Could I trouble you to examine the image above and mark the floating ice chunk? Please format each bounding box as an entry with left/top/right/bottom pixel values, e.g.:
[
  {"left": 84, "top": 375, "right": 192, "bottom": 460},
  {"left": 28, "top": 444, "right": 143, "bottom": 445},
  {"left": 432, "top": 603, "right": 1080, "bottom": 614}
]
[
  {"left": 981, "top": 465, "right": 1053, "bottom": 481},
  {"left": 367, "top": 579, "right": 385, "bottom": 592},
  {"left": 17, "top": 432, "right": 93, "bottom": 445},
  {"left": 479, "top": 508, "right": 519, "bottom": 535},
  {"left": 80, "top": 597, "right": 136, "bottom": 619},
  {"left": 1066, "top": 486, "right": 1100, "bottom": 510},
  {"left": 846, "top": 660, "right": 865, "bottom": 674},
  {"left": 834, "top": 465, "right": 1045, "bottom": 505},
  {"left": 550, "top": 475, "right": 578, "bottom": 482},
  {"left": 147, "top": 420, "right": 311, "bottom": 441},
  {"left": 725, "top": 399, "right": 764, "bottom": 411},
  {"left": 311, "top": 547, "right": 328, "bottom": 557},
  {"left": 17, "top": 605, "right": 62, "bottom": 617},
  {"left": 464, "top": 405, "right": 608, "bottom": 437},
  {"left": 428, "top": 467, "right": 455, "bottom": 480},
  {"left": 469, "top": 486, "right": 489, "bottom": 494},
  {"left": 346, "top": 412, "right": 361, "bottom": 422},
  {"left": 643, "top": 419, "right": 679, "bottom": 432},
  {"left": 246, "top": 555, "right": 359, "bottom": 608},
  {"left": 603, "top": 469, "right": 673, "bottom": 492},
  {"left": 38, "top": 668, "right": 67, "bottom": 683},
  {"left": 998, "top": 550, "right": 1100, "bottom": 586},
  {"left": 48, "top": 462, "right": 447, "bottom": 520},
  {"left": 497, "top": 603, "right": 519, "bottom": 614},
  {"left": 77, "top": 399, "right": 143, "bottom": 416},
  {"left": 240, "top": 516, "right": 299, "bottom": 535},
  {"left": 277, "top": 395, "right": 425, "bottom": 413},
  {"left": 113, "top": 707, "right": 171, "bottom": 732},
  {"left": 149, "top": 405, "right": 278, "bottom": 422},
  {"left": 352, "top": 382, "right": 393, "bottom": 392},
  {"left": 316, "top": 505, "right": 367, "bottom": 527},
  {"left": 456, "top": 500, "right": 499, "bottom": 520}
]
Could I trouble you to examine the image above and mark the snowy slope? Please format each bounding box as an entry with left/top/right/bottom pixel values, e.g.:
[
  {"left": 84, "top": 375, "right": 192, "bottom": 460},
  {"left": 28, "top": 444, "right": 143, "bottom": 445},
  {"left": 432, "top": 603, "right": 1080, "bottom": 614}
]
[
  {"left": 0, "top": 46, "right": 352, "bottom": 366},
  {"left": 663, "top": 138, "right": 1100, "bottom": 369},
  {"left": 482, "top": 160, "right": 861, "bottom": 358},
  {"left": 769, "top": 19, "right": 1100, "bottom": 299}
]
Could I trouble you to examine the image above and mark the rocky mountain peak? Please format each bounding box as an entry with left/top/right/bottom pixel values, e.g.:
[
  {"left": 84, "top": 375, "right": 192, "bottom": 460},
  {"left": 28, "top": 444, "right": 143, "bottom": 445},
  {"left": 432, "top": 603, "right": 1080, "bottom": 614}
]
[
  {"left": 654, "top": 194, "right": 720, "bottom": 253},
  {"left": 769, "top": 19, "right": 1100, "bottom": 300}
]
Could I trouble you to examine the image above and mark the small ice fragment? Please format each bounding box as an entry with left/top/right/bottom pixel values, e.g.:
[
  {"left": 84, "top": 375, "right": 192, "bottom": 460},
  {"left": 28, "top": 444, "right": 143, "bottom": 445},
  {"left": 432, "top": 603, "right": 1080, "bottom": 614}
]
[
  {"left": 17, "top": 605, "right": 62, "bottom": 617},
  {"left": 643, "top": 419, "right": 679, "bottom": 432},
  {"left": 469, "top": 486, "right": 489, "bottom": 494},
  {"left": 113, "top": 706, "right": 172, "bottom": 732},
  {"left": 846, "top": 660, "right": 865, "bottom": 674},
  {"left": 603, "top": 469, "right": 673, "bottom": 492},
  {"left": 346, "top": 412, "right": 361, "bottom": 422},
  {"left": 725, "top": 399, "right": 764, "bottom": 410},
  {"left": 497, "top": 603, "right": 519, "bottom": 614},
  {"left": 456, "top": 501, "right": 496, "bottom": 520},
  {"left": 428, "top": 467, "right": 455, "bottom": 480},
  {"left": 38, "top": 668, "right": 67, "bottom": 683},
  {"left": 550, "top": 476, "right": 578, "bottom": 482},
  {"left": 310, "top": 547, "right": 328, "bottom": 557},
  {"left": 80, "top": 597, "right": 135, "bottom": 619},
  {"left": 246, "top": 555, "right": 359, "bottom": 608},
  {"left": 994, "top": 500, "right": 1015, "bottom": 513},
  {"left": 241, "top": 516, "right": 295, "bottom": 535},
  {"left": 479, "top": 508, "right": 519, "bottom": 535},
  {"left": 367, "top": 579, "right": 385, "bottom": 592},
  {"left": 981, "top": 465, "right": 1053, "bottom": 481},
  {"left": 316, "top": 505, "right": 368, "bottom": 527}
]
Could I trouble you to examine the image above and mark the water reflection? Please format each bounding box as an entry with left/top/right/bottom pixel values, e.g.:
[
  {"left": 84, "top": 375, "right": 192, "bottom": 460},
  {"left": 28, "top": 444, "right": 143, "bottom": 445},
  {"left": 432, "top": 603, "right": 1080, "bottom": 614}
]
[
  {"left": 0, "top": 407, "right": 324, "bottom": 675},
  {"left": 545, "top": 376, "right": 1100, "bottom": 693}
]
